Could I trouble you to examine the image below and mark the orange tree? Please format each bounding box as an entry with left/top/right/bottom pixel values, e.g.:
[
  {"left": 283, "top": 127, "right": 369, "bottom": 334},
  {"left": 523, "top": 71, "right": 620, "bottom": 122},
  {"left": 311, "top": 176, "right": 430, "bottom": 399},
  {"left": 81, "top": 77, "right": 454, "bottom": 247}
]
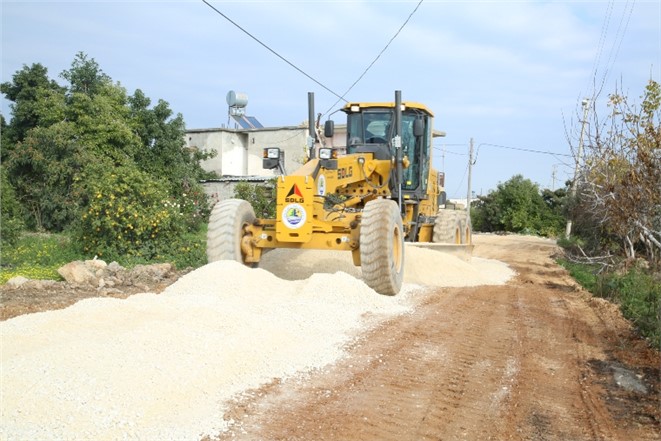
[
  {"left": 2, "top": 53, "right": 215, "bottom": 261},
  {"left": 75, "top": 163, "right": 183, "bottom": 260}
]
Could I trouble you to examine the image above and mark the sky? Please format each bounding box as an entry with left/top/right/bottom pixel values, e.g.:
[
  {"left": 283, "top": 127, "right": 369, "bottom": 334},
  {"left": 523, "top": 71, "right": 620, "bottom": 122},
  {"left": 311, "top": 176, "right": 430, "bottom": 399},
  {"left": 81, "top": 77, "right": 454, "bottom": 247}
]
[{"left": 2, "top": 0, "right": 660, "bottom": 198}]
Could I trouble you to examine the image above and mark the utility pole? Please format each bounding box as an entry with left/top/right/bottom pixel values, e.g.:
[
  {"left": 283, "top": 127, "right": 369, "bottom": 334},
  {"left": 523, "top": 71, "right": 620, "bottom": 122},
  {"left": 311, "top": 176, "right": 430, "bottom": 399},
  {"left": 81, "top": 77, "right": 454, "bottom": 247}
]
[
  {"left": 551, "top": 164, "right": 558, "bottom": 191},
  {"left": 565, "top": 98, "right": 590, "bottom": 238},
  {"left": 441, "top": 144, "right": 446, "bottom": 171},
  {"left": 467, "top": 138, "right": 474, "bottom": 219}
]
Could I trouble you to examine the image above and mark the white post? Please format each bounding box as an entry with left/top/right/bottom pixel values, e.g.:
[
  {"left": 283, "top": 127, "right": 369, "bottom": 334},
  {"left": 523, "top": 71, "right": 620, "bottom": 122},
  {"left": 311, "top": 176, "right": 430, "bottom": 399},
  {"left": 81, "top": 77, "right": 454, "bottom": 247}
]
[
  {"left": 467, "top": 138, "right": 474, "bottom": 219},
  {"left": 565, "top": 98, "right": 590, "bottom": 238}
]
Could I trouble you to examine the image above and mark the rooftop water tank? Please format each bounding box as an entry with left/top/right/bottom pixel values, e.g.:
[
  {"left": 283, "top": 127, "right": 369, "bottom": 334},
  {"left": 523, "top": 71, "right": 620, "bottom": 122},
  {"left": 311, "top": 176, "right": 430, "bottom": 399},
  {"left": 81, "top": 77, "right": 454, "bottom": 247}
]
[{"left": 226, "top": 91, "right": 248, "bottom": 108}]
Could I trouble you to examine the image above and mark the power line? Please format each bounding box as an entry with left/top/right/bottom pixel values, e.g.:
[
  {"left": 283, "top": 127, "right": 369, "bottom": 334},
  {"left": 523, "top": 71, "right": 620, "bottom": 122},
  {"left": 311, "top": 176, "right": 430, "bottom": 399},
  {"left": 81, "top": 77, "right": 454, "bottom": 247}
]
[
  {"left": 597, "top": 0, "right": 636, "bottom": 96},
  {"left": 202, "top": 0, "right": 346, "bottom": 102},
  {"left": 450, "top": 163, "right": 469, "bottom": 199},
  {"left": 477, "top": 142, "right": 572, "bottom": 158},
  {"left": 322, "top": 0, "right": 425, "bottom": 117},
  {"left": 587, "top": 0, "right": 637, "bottom": 101},
  {"left": 433, "top": 143, "right": 468, "bottom": 148},
  {"left": 587, "top": 0, "right": 614, "bottom": 97},
  {"left": 432, "top": 146, "right": 467, "bottom": 156}
]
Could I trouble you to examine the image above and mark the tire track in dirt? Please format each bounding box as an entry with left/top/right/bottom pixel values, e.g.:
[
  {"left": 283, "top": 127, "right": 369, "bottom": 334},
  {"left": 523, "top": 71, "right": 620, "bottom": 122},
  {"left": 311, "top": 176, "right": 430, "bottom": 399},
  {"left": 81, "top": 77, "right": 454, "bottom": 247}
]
[
  {"left": 505, "top": 284, "right": 599, "bottom": 441},
  {"left": 214, "top": 286, "right": 527, "bottom": 441},
  {"left": 208, "top": 235, "right": 659, "bottom": 441}
]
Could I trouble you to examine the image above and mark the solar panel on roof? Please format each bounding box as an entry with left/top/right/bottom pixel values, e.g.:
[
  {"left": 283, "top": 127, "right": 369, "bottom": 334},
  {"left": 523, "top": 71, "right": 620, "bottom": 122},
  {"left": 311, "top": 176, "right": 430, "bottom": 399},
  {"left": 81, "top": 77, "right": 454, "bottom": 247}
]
[
  {"left": 245, "top": 116, "right": 263, "bottom": 128},
  {"left": 231, "top": 115, "right": 264, "bottom": 129},
  {"left": 232, "top": 115, "right": 252, "bottom": 129}
]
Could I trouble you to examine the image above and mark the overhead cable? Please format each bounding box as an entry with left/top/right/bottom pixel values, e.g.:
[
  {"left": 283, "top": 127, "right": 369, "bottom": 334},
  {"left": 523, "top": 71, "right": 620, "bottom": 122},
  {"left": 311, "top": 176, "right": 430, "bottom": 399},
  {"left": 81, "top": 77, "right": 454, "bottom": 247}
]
[
  {"left": 451, "top": 164, "right": 469, "bottom": 199},
  {"left": 478, "top": 143, "right": 572, "bottom": 158},
  {"left": 432, "top": 146, "right": 468, "bottom": 156},
  {"left": 597, "top": 0, "right": 636, "bottom": 97},
  {"left": 322, "top": 0, "right": 425, "bottom": 116},
  {"left": 587, "top": 0, "right": 614, "bottom": 98},
  {"left": 202, "top": 0, "right": 346, "bottom": 102}
]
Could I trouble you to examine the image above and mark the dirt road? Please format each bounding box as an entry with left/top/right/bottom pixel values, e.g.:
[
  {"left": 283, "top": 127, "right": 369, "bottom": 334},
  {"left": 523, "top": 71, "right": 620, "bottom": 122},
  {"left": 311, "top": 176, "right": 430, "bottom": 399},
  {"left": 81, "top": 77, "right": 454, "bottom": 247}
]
[
  {"left": 1, "top": 234, "right": 658, "bottom": 440},
  {"left": 212, "top": 235, "right": 660, "bottom": 441}
]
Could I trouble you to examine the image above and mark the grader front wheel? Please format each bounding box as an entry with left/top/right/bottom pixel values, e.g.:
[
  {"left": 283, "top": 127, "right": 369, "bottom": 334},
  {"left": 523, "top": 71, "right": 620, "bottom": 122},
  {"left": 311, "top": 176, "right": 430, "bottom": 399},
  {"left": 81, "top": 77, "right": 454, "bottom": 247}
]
[
  {"left": 360, "top": 199, "right": 404, "bottom": 296},
  {"left": 207, "top": 198, "right": 256, "bottom": 266}
]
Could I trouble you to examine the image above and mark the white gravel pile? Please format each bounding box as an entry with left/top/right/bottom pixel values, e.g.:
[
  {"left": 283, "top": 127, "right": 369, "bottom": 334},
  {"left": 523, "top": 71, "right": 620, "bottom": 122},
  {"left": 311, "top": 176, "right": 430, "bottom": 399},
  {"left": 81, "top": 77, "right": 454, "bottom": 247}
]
[
  {"left": 260, "top": 245, "right": 514, "bottom": 287},
  {"left": 1, "top": 247, "right": 513, "bottom": 440}
]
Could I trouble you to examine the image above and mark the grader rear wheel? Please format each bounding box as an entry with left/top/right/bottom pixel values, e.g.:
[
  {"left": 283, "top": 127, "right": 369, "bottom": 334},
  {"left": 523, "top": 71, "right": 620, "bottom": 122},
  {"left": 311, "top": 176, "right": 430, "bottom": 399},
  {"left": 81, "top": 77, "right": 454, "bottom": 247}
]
[
  {"left": 432, "top": 210, "right": 460, "bottom": 244},
  {"left": 207, "top": 198, "right": 256, "bottom": 266},
  {"left": 360, "top": 199, "right": 404, "bottom": 296},
  {"left": 433, "top": 210, "right": 472, "bottom": 244},
  {"left": 456, "top": 210, "right": 472, "bottom": 244}
]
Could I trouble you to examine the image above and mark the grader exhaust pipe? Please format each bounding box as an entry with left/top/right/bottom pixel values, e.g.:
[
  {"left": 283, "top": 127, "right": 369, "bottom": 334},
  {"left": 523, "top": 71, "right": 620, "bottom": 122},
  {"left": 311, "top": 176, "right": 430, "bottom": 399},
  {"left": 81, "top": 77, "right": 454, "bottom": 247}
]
[
  {"left": 308, "top": 92, "right": 316, "bottom": 159},
  {"left": 395, "top": 90, "right": 403, "bottom": 211}
]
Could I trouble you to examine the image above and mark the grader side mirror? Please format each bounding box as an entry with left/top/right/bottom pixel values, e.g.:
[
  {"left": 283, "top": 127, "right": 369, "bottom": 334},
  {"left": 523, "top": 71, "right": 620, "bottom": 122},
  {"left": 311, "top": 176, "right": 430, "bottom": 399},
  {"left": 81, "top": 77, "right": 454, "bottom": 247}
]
[
  {"left": 413, "top": 118, "right": 424, "bottom": 137},
  {"left": 438, "top": 191, "right": 447, "bottom": 206},
  {"left": 324, "top": 120, "right": 335, "bottom": 138}
]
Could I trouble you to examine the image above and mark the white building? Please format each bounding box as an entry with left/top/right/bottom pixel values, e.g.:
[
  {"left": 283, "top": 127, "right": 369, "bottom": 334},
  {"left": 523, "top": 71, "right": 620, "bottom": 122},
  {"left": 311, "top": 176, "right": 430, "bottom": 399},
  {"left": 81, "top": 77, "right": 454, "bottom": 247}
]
[{"left": 185, "top": 123, "right": 347, "bottom": 201}]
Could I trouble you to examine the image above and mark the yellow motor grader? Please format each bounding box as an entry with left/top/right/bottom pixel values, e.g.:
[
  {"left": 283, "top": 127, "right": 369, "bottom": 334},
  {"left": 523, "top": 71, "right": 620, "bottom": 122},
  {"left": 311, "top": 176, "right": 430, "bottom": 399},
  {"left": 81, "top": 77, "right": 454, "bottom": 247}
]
[{"left": 207, "top": 91, "right": 471, "bottom": 295}]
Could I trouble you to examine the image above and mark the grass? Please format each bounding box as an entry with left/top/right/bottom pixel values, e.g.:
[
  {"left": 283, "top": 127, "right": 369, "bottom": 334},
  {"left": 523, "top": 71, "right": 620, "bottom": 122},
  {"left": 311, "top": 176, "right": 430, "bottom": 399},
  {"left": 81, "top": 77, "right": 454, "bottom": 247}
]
[
  {"left": 556, "top": 259, "right": 600, "bottom": 292},
  {"left": 558, "top": 258, "right": 660, "bottom": 349},
  {"left": 1, "top": 233, "right": 81, "bottom": 283},
  {"left": 1, "top": 228, "right": 208, "bottom": 284}
]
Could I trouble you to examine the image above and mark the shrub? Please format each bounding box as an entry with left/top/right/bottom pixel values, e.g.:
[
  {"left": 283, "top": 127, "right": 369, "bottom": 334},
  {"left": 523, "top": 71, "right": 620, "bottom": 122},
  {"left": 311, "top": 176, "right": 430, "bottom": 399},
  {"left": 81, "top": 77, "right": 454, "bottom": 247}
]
[
  {"left": 174, "top": 181, "right": 211, "bottom": 232},
  {"left": 558, "top": 257, "right": 660, "bottom": 348},
  {"left": 233, "top": 180, "right": 276, "bottom": 218},
  {"left": 157, "top": 228, "right": 207, "bottom": 269},
  {"left": 598, "top": 267, "right": 660, "bottom": 348},
  {"left": 75, "top": 164, "right": 185, "bottom": 260}
]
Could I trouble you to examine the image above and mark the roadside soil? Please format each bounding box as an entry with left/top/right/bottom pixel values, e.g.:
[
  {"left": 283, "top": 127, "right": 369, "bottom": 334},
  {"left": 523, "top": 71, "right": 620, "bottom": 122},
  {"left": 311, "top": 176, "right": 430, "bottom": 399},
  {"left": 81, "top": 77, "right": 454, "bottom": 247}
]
[
  {"left": 211, "top": 235, "right": 660, "bottom": 441},
  {"left": 0, "top": 267, "right": 188, "bottom": 320}
]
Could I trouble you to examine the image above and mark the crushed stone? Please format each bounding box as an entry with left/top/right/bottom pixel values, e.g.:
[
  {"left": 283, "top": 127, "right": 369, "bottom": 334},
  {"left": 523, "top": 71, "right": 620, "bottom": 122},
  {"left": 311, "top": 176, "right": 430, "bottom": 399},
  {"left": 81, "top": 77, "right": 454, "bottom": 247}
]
[{"left": 1, "top": 246, "right": 513, "bottom": 440}]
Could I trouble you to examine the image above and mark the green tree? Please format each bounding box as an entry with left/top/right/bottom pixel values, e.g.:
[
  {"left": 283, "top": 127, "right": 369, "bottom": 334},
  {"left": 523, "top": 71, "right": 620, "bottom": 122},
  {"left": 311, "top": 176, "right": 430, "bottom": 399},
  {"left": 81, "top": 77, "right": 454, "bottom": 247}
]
[
  {"left": 59, "top": 52, "right": 111, "bottom": 97},
  {"left": 129, "top": 89, "right": 216, "bottom": 183},
  {"left": 2, "top": 52, "right": 213, "bottom": 249},
  {"left": 1, "top": 114, "right": 7, "bottom": 148},
  {"left": 471, "top": 175, "right": 564, "bottom": 236},
  {"left": 129, "top": 89, "right": 215, "bottom": 230},
  {"left": 0, "top": 63, "right": 66, "bottom": 146},
  {"left": 58, "top": 53, "right": 140, "bottom": 167},
  {"left": 0, "top": 165, "right": 25, "bottom": 247},
  {"left": 66, "top": 82, "right": 141, "bottom": 166},
  {"left": 5, "top": 122, "right": 86, "bottom": 231},
  {"left": 3, "top": 56, "right": 140, "bottom": 231}
]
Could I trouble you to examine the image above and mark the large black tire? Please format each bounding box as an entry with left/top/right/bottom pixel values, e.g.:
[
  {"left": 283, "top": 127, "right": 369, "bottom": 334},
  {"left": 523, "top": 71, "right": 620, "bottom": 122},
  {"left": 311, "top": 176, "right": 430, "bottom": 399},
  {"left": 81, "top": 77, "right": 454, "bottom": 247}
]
[
  {"left": 207, "top": 199, "right": 256, "bottom": 265},
  {"left": 360, "top": 199, "right": 404, "bottom": 296},
  {"left": 432, "top": 210, "right": 460, "bottom": 244}
]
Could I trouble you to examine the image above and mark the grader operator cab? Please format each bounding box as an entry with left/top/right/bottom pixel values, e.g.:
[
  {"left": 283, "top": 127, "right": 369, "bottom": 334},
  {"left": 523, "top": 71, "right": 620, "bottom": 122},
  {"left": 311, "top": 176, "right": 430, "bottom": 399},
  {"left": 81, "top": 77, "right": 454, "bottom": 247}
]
[{"left": 207, "top": 91, "right": 471, "bottom": 295}]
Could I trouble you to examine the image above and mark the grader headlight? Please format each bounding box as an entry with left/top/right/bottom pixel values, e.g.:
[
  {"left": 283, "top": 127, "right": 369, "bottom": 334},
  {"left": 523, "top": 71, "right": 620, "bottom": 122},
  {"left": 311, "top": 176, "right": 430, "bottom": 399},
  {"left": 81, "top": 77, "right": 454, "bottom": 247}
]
[{"left": 319, "top": 148, "right": 333, "bottom": 160}]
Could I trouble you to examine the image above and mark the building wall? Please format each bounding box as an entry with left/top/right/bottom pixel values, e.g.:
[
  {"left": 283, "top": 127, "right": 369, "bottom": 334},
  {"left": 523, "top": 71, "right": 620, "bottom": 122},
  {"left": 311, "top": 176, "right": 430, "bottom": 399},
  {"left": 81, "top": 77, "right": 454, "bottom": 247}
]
[{"left": 185, "top": 125, "right": 348, "bottom": 178}]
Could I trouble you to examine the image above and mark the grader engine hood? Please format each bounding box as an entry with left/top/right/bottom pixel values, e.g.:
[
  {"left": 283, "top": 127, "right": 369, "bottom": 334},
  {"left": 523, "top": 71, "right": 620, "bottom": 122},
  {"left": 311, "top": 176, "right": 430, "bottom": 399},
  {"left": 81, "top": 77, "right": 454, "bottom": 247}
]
[{"left": 276, "top": 175, "right": 315, "bottom": 243}]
